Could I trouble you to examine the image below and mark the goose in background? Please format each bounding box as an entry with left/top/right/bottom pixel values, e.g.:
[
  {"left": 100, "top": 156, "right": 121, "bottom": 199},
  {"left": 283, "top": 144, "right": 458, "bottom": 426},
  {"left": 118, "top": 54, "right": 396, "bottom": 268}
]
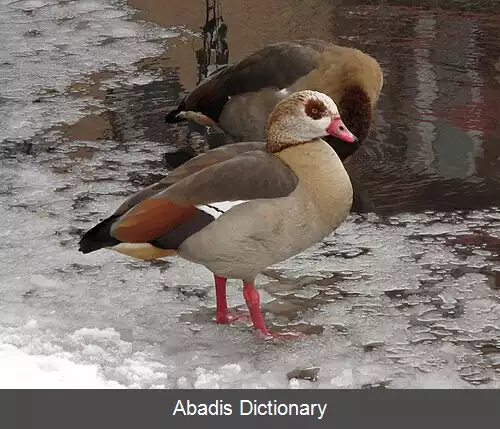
[
  {"left": 164, "top": 39, "right": 383, "bottom": 212},
  {"left": 165, "top": 39, "right": 382, "bottom": 162}
]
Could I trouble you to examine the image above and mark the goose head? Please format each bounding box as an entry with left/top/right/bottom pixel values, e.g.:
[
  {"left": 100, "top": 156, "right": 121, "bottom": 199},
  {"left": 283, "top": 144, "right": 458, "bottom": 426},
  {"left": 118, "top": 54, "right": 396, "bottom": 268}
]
[{"left": 266, "top": 90, "right": 358, "bottom": 153}]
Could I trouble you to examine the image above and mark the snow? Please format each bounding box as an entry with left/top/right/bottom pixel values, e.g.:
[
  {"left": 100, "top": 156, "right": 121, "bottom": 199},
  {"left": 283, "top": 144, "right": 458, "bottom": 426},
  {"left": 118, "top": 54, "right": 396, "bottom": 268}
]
[
  {"left": 0, "top": 343, "right": 122, "bottom": 389},
  {"left": 0, "top": 321, "right": 168, "bottom": 388},
  {"left": 0, "top": 0, "right": 499, "bottom": 389}
]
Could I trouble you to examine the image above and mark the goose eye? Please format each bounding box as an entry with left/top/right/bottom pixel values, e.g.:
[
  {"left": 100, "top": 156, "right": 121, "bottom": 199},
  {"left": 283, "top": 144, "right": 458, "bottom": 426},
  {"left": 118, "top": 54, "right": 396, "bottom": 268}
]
[{"left": 305, "top": 100, "right": 325, "bottom": 120}]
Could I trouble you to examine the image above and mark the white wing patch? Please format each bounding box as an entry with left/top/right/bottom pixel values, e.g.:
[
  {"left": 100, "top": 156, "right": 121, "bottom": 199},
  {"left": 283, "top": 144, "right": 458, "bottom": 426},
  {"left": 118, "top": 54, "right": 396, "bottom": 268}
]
[{"left": 197, "top": 200, "right": 248, "bottom": 219}]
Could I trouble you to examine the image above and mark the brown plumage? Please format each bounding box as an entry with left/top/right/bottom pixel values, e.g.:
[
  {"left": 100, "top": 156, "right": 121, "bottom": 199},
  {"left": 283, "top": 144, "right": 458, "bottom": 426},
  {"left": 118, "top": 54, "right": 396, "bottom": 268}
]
[
  {"left": 111, "top": 199, "right": 198, "bottom": 243},
  {"left": 338, "top": 85, "right": 373, "bottom": 143},
  {"left": 165, "top": 39, "right": 383, "bottom": 164}
]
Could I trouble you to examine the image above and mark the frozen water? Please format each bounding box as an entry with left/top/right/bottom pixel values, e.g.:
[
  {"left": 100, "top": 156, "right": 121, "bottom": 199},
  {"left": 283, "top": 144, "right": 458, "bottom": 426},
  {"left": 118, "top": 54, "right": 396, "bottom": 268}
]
[
  {"left": 0, "top": 0, "right": 499, "bottom": 389},
  {"left": 1, "top": 156, "right": 499, "bottom": 388},
  {"left": 0, "top": 0, "right": 179, "bottom": 141},
  {"left": 0, "top": 321, "right": 170, "bottom": 388}
]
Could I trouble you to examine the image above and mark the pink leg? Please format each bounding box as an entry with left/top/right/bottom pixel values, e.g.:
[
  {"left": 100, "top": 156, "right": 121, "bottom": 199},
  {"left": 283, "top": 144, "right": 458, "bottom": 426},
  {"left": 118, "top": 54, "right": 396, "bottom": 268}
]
[
  {"left": 214, "top": 275, "right": 230, "bottom": 324},
  {"left": 243, "top": 282, "right": 271, "bottom": 335},
  {"left": 214, "top": 275, "right": 251, "bottom": 324},
  {"left": 243, "top": 281, "right": 304, "bottom": 340}
]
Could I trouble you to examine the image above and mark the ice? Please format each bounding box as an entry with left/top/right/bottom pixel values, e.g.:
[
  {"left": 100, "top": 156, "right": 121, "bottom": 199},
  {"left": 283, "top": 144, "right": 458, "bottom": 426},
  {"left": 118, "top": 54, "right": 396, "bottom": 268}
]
[
  {"left": 2, "top": 161, "right": 498, "bottom": 389},
  {"left": 0, "top": 0, "right": 180, "bottom": 141}
]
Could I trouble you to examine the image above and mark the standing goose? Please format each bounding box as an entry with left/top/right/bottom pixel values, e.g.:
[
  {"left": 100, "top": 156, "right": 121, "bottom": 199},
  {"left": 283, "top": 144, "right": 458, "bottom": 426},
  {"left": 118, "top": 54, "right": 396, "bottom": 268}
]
[
  {"left": 165, "top": 39, "right": 383, "bottom": 164},
  {"left": 79, "top": 90, "right": 357, "bottom": 339}
]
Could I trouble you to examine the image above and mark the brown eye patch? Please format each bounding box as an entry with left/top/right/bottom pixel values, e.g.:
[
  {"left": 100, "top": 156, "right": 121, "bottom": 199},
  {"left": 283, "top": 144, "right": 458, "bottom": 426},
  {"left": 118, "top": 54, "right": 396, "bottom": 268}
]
[{"left": 305, "top": 99, "right": 327, "bottom": 120}]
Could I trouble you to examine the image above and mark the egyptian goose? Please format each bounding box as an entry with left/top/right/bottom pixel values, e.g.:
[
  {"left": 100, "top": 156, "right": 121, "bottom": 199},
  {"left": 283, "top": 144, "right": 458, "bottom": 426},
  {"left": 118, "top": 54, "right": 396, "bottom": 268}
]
[
  {"left": 164, "top": 39, "right": 383, "bottom": 165},
  {"left": 79, "top": 90, "right": 357, "bottom": 339}
]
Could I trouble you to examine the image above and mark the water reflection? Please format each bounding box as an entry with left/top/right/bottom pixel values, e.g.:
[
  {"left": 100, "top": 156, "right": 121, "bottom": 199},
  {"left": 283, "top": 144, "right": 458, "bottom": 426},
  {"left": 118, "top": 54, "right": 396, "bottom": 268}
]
[
  {"left": 195, "top": 0, "right": 229, "bottom": 84},
  {"left": 328, "top": 1, "right": 500, "bottom": 214},
  {"left": 33, "top": 0, "right": 499, "bottom": 216},
  {"left": 126, "top": 0, "right": 500, "bottom": 215}
]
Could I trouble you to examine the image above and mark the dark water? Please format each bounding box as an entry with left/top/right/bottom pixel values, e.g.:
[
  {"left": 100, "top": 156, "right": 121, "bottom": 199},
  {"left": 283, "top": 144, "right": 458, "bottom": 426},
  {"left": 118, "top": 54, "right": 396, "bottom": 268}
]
[
  {"left": 337, "top": 0, "right": 500, "bottom": 214},
  {"left": 7, "top": 1, "right": 500, "bottom": 215},
  {"left": 109, "top": 0, "right": 500, "bottom": 215}
]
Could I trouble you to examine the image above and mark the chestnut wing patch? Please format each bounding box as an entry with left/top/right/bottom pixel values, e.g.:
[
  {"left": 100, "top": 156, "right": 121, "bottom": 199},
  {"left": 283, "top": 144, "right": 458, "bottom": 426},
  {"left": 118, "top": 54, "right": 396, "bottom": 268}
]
[
  {"left": 110, "top": 198, "right": 199, "bottom": 243},
  {"left": 150, "top": 201, "right": 249, "bottom": 250},
  {"left": 79, "top": 148, "right": 295, "bottom": 255}
]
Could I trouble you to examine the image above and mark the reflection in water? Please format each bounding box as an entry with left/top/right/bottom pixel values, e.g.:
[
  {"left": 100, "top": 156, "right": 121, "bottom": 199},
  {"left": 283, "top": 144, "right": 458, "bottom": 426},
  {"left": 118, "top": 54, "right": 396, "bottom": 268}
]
[
  {"left": 408, "top": 14, "right": 437, "bottom": 176},
  {"left": 190, "top": 0, "right": 233, "bottom": 152},
  {"left": 434, "top": 12, "right": 482, "bottom": 180},
  {"left": 330, "top": 2, "right": 500, "bottom": 214},
  {"left": 48, "top": 0, "right": 500, "bottom": 215},
  {"left": 195, "top": 0, "right": 229, "bottom": 84}
]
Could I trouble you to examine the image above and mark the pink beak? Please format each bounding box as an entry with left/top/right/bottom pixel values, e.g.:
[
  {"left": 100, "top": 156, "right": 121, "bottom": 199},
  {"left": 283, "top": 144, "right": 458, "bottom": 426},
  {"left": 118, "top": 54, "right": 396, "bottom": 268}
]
[{"left": 326, "top": 117, "right": 358, "bottom": 143}]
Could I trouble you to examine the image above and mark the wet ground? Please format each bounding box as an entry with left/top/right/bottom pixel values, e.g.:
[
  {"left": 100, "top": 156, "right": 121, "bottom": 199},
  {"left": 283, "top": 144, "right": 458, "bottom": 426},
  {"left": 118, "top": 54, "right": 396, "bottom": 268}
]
[{"left": 0, "top": 0, "right": 499, "bottom": 388}]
